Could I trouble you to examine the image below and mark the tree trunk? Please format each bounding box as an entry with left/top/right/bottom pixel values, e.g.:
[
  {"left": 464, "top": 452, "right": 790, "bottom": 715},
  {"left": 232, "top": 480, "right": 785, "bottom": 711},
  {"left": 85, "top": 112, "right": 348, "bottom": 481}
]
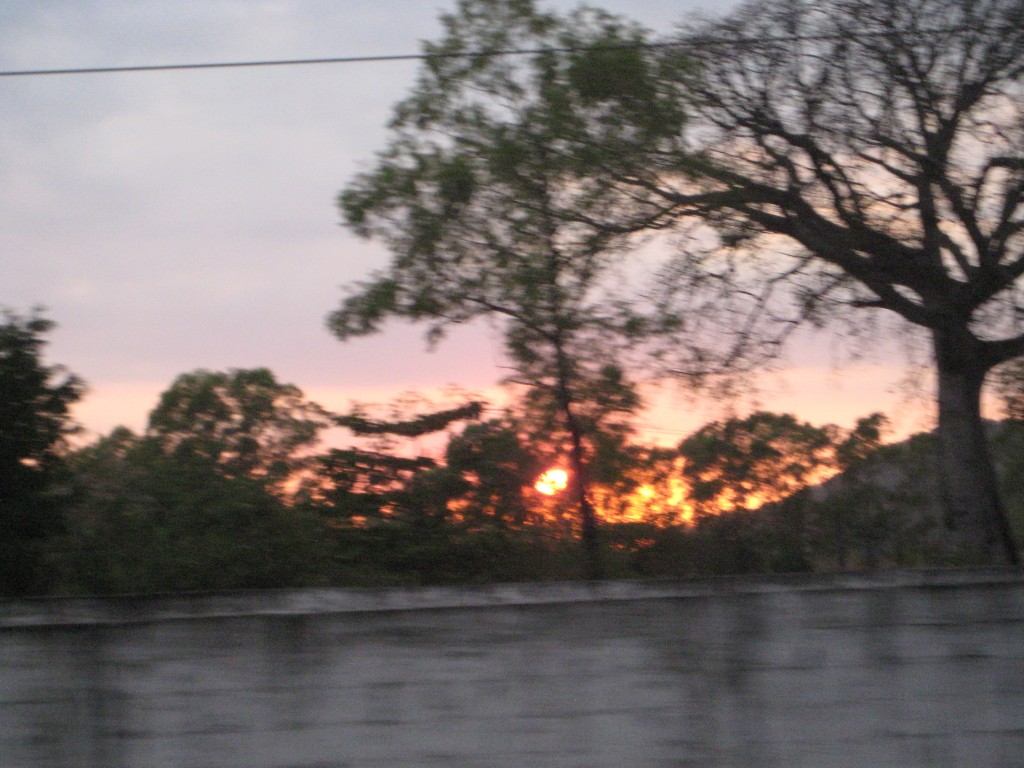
[
  {"left": 551, "top": 338, "right": 603, "bottom": 579},
  {"left": 933, "top": 332, "right": 1020, "bottom": 565},
  {"left": 566, "top": 418, "right": 602, "bottom": 580}
]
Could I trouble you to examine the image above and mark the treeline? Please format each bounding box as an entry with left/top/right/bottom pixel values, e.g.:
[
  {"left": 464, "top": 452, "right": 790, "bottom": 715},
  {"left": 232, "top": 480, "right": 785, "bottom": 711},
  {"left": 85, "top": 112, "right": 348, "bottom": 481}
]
[{"left": 4, "top": 309, "right": 1023, "bottom": 597}]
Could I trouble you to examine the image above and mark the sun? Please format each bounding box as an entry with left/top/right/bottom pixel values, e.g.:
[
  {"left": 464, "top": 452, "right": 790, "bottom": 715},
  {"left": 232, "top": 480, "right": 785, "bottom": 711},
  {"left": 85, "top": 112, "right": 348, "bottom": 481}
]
[{"left": 534, "top": 468, "right": 569, "bottom": 495}]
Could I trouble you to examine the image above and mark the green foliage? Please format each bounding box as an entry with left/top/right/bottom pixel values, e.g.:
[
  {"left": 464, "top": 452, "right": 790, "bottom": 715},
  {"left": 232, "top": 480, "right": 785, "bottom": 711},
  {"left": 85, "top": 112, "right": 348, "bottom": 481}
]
[
  {"left": 55, "top": 427, "right": 331, "bottom": 595},
  {"left": 313, "top": 448, "right": 438, "bottom": 522},
  {"left": 0, "top": 309, "right": 84, "bottom": 474},
  {"left": 603, "top": 513, "right": 807, "bottom": 580},
  {"left": 835, "top": 413, "right": 889, "bottom": 470},
  {"left": 679, "top": 412, "right": 834, "bottom": 515},
  {"left": 332, "top": 0, "right": 689, "bottom": 323},
  {"left": 569, "top": 44, "right": 651, "bottom": 103},
  {"left": 0, "top": 308, "right": 84, "bottom": 595},
  {"left": 669, "top": 410, "right": 957, "bottom": 570},
  {"left": 38, "top": 344, "right": 1001, "bottom": 592},
  {"left": 50, "top": 368, "right": 336, "bottom": 594},
  {"left": 146, "top": 368, "right": 328, "bottom": 494},
  {"left": 444, "top": 418, "right": 535, "bottom": 528},
  {"left": 321, "top": 523, "right": 581, "bottom": 587},
  {"left": 315, "top": 396, "right": 489, "bottom": 528}
]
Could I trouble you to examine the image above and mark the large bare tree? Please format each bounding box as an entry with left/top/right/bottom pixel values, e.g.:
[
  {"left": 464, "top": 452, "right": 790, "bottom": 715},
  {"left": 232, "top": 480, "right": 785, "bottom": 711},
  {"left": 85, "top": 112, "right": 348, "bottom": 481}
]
[{"left": 634, "top": 0, "right": 1023, "bottom": 564}]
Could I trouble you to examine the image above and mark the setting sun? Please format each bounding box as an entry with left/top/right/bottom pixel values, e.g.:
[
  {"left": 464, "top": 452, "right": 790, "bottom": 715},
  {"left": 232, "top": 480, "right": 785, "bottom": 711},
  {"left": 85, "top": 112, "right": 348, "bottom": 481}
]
[{"left": 534, "top": 468, "right": 569, "bottom": 496}]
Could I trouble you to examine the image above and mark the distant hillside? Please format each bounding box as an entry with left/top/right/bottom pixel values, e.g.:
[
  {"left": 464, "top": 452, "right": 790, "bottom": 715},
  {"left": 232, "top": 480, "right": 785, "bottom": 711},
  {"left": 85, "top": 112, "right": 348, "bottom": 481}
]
[{"left": 796, "top": 420, "right": 1024, "bottom": 568}]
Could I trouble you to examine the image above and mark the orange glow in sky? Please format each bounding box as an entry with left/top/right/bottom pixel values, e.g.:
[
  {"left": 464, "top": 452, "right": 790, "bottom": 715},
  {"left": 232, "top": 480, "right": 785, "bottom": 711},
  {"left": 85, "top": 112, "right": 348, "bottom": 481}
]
[
  {"left": 535, "top": 468, "right": 569, "bottom": 496},
  {"left": 590, "top": 456, "right": 694, "bottom": 526}
]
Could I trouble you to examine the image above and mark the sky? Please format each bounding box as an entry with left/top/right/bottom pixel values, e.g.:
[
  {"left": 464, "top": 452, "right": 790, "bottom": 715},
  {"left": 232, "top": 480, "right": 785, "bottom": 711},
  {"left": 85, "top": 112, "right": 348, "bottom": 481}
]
[{"left": 0, "top": 0, "right": 942, "bottom": 449}]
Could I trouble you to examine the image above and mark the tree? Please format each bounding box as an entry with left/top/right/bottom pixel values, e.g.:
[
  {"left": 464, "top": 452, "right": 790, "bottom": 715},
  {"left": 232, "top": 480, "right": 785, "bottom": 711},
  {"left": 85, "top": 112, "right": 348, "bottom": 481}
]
[
  {"left": 0, "top": 308, "right": 84, "bottom": 595},
  {"left": 312, "top": 398, "right": 560, "bottom": 586},
  {"left": 624, "top": 0, "right": 1023, "bottom": 563},
  {"left": 314, "top": 449, "right": 440, "bottom": 523},
  {"left": 58, "top": 429, "right": 330, "bottom": 594},
  {"left": 444, "top": 418, "right": 535, "bottom": 530},
  {"left": 51, "top": 367, "right": 333, "bottom": 594},
  {"left": 57, "top": 369, "right": 336, "bottom": 595},
  {"left": 329, "top": 0, "right": 688, "bottom": 577},
  {"left": 314, "top": 396, "right": 483, "bottom": 527},
  {"left": 146, "top": 367, "right": 329, "bottom": 497},
  {"left": 678, "top": 411, "right": 835, "bottom": 517}
]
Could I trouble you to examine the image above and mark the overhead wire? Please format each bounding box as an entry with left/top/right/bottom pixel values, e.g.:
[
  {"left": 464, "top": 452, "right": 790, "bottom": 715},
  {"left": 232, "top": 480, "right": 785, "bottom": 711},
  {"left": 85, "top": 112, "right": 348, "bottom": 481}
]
[{"left": 0, "top": 23, "right": 1013, "bottom": 79}]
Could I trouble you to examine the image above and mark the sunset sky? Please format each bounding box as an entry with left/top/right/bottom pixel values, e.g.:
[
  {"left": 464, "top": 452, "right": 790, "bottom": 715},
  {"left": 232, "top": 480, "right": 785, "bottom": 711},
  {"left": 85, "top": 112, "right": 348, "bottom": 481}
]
[{"left": 1, "top": 0, "right": 951, "bottom": 450}]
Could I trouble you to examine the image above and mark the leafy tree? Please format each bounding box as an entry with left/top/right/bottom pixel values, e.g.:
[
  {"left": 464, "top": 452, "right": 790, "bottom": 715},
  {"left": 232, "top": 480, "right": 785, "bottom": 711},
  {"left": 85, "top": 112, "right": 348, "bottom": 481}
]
[
  {"left": 0, "top": 308, "right": 84, "bottom": 595},
  {"left": 824, "top": 413, "right": 892, "bottom": 568},
  {"left": 313, "top": 400, "right": 579, "bottom": 586},
  {"left": 834, "top": 413, "right": 889, "bottom": 473},
  {"left": 314, "top": 449, "right": 439, "bottom": 523},
  {"left": 622, "top": 0, "right": 1024, "bottom": 563},
  {"left": 328, "top": 0, "right": 688, "bottom": 577},
  {"left": 314, "top": 396, "right": 484, "bottom": 527},
  {"left": 679, "top": 412, "right": 834, "bottom": 517},
  {"left": 443, "top": 418, "right": 535, "bottom": 530},
  {"left": 334, "top": 400, "right": 482, "bottom": 438},
  {"left": 146, "top": 367, "right": 328, "bottom": 496},
  {"left": 675, "top": 411, "right": 936, "bottom": 570},
  {"left": 58, "top": 427, "right": 332, "bottom": 594},
  {"left": 52, "top": 368, "right": 337, "bottom": 594}
]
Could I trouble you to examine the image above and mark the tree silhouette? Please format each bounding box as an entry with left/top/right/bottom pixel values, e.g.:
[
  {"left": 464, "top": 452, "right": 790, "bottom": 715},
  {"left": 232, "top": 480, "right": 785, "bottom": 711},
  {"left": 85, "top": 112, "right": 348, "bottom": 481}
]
[
  {"left": 146, "top": 367, "right": 328, "bottom": 496},
  {"left": 627, "top": 0, "right": 1023, "bottom": 563},
  {"left": 0, "top": 309, "right": 83, "bottom": 594},
  {"left": 329, "top": 0, "right": 687, "bottom": 577},
  {"left": 679, "top": 411, "right": 834, "bottom": 516}
]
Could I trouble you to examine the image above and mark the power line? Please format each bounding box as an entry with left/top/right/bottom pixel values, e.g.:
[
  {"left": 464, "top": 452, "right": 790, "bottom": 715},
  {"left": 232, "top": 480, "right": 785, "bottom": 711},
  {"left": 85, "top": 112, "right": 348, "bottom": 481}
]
[
  {"left": 0, "top": 43, "right": 678, "bottom": 79},
  {"left": 0, "top": 24, "right": 1010, "bottom": 79},
  {"left": 0, "top": 52, "right": 443, "bottom": 78}
]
